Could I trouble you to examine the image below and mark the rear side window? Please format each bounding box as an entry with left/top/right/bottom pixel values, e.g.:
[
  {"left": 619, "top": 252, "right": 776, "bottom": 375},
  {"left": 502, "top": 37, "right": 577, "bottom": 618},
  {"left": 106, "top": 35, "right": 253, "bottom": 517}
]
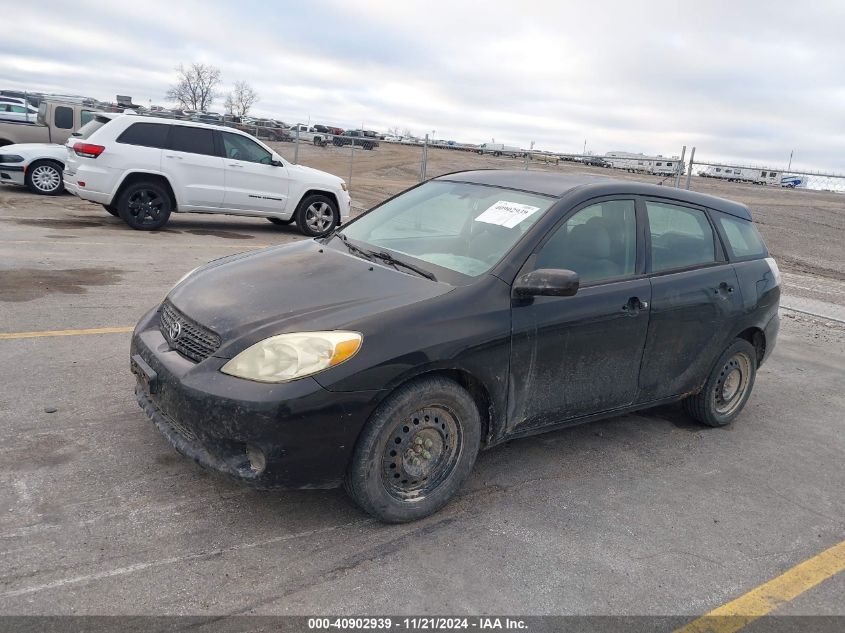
[
  {"left": 54, "top": 106, "right": 73, "bottom": 129},
  {"left": 72, "top": 115, "right": 112, "bottom": 140},
  {"left": 715, "top": 213, "right": 767, "bottom": 259},
  {"left": 646, "top": 201, "right": 716, "bottom": 272},
  {"left": 169, "top": 125, "right": 217, "bottom": 156},
  {"left": 117, "top": 122, "right": 170, "bottom": 149},
  {"left": 80, "top": 110, "right": 96, "bottom": 125}
]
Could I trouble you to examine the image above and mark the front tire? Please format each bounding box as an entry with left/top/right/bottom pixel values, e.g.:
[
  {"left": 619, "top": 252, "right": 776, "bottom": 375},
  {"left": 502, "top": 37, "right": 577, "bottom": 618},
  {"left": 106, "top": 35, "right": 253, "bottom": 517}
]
[
  {"left": 295, "top": 194, "right": 338, "bottom": 237},
  {"left": 117, "top": 182, "right": 172, "bottom": 230},
  {"left": 25, "top": 160, "right": 64, "bottom": 195},
  {"left": 345, "top": 376, "right": 481, "bottom": 523},
  {"left": 683, "top": 339, "right": 757, "bottom": 427},
  {"left": 267, "top": 217, "right": 294, "bottom": 226},
  {"left": 103, "top": 204, "right": 119, "bottom": 216}
]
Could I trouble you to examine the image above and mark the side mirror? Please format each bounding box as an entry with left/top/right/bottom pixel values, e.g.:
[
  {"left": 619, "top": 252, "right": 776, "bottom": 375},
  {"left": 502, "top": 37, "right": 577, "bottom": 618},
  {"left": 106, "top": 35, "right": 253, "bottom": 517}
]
[
  {"left": 270, "top": 159, "right": 284, "bottom": 167},
  {"left": 513, "top": 269, "right": 580, "bottom": 297}
]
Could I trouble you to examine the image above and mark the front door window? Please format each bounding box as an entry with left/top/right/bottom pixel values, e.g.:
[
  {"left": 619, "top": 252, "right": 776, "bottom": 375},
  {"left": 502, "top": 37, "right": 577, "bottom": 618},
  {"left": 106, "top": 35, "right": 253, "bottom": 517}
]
[{"left": 534, "top": 199, "right": 637, "bottom": 284}]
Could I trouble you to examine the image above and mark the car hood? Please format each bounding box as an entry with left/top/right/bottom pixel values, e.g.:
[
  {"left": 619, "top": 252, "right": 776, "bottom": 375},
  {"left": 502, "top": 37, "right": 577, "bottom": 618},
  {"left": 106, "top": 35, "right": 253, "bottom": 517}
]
[
  {"left": 167, "top": 239, "right": 450, "bottom": 357},
  {"left": 286, "top": 163, "right": 343, "bottom": 187},
  {"left": 0, "top": 142, "right": 66, "bottom": 157}
]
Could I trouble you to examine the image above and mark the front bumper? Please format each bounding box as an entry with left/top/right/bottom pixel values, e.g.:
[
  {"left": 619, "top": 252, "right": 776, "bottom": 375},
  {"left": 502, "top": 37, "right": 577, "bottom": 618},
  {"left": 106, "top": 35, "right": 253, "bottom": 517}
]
[
  {"left": 0, "top": 166, "right": 25, "bottom": 186},
  {"left": 131, "top": 307, "right": 380, "bottom": 489}
]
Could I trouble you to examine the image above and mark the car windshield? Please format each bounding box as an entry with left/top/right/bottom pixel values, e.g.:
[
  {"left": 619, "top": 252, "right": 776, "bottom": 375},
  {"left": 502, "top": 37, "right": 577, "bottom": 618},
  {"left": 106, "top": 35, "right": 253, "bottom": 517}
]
[{"left": 338, "top": 180, "right": 555, "bottom": 279}]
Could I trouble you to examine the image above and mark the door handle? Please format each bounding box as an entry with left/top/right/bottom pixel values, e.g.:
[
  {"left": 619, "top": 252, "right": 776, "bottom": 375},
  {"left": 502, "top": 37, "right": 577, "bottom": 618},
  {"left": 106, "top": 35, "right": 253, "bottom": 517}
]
[
  {"left": 715, "top": 282, "right": 734, "bottom": 295},
  {"left": 228, "top": 163, "right": 244, "bottom": 168},
  {"left": 165, "top": 155, "right": 183, "bottom": 160},
  {"left": 621, "top": 297, "right": 649, "bottom": 314}
]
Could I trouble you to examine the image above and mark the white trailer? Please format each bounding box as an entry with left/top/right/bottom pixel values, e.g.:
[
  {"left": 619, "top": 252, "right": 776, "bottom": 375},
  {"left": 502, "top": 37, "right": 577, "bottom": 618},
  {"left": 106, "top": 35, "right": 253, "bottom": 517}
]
[
  {"left": 700, "top": 166, "right": 783, "bottom": 185},
  {"left": 477, "top": 143, "right": 523, "bottom": 157},
  {"left": 606, "top": 156, "right": 681, "bottom": 176}
]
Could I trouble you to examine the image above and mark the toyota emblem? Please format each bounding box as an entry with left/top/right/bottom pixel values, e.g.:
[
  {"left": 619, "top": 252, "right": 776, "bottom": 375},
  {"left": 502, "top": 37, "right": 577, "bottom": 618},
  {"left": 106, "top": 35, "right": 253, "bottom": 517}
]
[{"left": 168, "top": 320, "right": 182, "bottom": 341}]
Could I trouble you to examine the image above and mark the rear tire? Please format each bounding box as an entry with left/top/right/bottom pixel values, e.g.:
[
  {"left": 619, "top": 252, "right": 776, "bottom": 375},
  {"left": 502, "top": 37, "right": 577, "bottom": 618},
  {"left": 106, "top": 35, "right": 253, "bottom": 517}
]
[
  {"left": 103, "top": 204, "right": 119, "bottom": 216},
  {"left": 683, "top": 339, "right": 757, "bottom": 427},
  {"left": 345, "top": 376, "right": 481, "bottom": 523},
  {"left": 117, "top": 181, "right": 172, "bottom": 230},
  {"left": 295, "top": 194, "right": 338, "bottom": 237},
  {"left": 267, "top": 217, "right": 294, "bottom": 226},
  {"left": 25, "top": 160, "right": 64, "bottom": 195}
]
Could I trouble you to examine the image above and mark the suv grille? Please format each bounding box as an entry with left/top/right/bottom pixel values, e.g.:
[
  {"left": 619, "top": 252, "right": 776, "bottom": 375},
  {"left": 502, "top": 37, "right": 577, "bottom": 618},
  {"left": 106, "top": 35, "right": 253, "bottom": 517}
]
[{"left": 159, "top": 301, "right": 221, "bottom": 363}]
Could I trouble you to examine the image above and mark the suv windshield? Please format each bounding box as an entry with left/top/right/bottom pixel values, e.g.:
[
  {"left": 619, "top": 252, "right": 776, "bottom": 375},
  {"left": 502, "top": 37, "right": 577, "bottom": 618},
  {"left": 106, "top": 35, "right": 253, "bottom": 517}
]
[{"left": 338, "top": 180, "right": 555, "bottom": 279}]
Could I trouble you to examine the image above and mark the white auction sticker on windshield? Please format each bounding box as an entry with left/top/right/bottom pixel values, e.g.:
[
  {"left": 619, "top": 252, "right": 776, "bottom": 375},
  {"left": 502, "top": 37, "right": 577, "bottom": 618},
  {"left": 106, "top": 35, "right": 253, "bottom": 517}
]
[{"left": 474, "top": 201, "right": 541, "bottom": 228}]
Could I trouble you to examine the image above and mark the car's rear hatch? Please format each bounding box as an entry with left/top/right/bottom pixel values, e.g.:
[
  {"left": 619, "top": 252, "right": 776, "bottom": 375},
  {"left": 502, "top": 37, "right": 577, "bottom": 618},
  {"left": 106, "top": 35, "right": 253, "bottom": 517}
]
[{"left": 64, "top": 114, "right": 115, "bottom": 176}]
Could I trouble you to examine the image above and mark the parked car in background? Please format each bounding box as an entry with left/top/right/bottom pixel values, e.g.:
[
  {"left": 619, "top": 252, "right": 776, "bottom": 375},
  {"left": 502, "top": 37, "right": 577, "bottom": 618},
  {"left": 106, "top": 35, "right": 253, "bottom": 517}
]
[
  {"left": 0, "top": 100, "right": 103, "bottom": 147},
  {"left": 332, "top": 130, "right": 379, "bottom": 150},
  {"left": 129, "top": 170, "right": 780, "bottom": 522},
  {"left": 237, "top": 119, "right": 291, "bottom": 142},
  {"left": 582, "top": 156, "right": 612, "bottom": 168},
  {"left": 0, "top": 142, "right": 74, "bottom": 194},
  {"left": 191, "top": 112, "right": 223, "bottom": 124},
  {"left": 63, "top": 115, "right": 350, "bottom": 236},
  {"left": 0, "top": 97, "right": 39, "bottom": 123}
]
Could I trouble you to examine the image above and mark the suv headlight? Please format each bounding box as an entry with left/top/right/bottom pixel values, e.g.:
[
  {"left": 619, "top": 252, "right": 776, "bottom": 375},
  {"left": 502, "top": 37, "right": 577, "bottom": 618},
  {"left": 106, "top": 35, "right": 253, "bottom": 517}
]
[
  {"left": 221, "top": 331, "right": 362, "bottom": 383},
  {"left": 0, "top": 154, "right": 24, "bottom": 163}
]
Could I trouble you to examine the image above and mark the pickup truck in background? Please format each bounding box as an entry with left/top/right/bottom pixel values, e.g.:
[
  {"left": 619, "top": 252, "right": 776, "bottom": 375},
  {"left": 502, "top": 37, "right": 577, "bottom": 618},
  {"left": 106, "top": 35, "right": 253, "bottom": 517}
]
[
  {"left": 332, "top": 130, "right": 379, "bottom": 150},
  {"left": 0, "top": 100, "right": 102, "bottom": 147},
  {"left": 287, "top": 124, "right": 332, "bottom": 146}
]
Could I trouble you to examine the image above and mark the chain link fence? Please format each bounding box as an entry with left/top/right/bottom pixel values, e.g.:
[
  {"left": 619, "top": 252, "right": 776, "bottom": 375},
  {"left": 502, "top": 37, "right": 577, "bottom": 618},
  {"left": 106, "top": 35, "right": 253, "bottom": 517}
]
[{"left": 686, "top": 157, "right": 845, "bottom": 193}]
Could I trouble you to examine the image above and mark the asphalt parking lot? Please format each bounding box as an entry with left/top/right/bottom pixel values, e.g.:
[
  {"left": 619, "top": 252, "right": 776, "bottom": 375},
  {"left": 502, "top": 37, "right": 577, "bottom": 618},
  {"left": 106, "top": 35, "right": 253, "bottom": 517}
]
[{"left": 1, "top": 149, "right": 844, "bottom": 619}]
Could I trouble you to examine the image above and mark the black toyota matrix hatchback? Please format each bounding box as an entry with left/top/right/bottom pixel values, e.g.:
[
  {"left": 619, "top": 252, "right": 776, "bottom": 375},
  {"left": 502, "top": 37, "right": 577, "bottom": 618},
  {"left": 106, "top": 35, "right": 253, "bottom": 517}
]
[{"left": 131, "top": 171, "right": 780, "bottom": 522}]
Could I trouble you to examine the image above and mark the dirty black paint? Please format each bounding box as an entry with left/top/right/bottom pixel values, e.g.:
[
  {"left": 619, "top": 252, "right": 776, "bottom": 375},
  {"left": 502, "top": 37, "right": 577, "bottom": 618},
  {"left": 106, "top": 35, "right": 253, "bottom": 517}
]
[{"left": 130, "top": 173, "right": 780, "bottom": 490}]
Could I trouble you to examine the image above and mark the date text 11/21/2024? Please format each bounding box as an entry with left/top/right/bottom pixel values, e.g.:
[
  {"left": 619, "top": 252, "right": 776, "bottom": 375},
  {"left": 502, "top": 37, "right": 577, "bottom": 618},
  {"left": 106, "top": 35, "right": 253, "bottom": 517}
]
[{"left": 307, "top": 617, "right": 528, "bottom": 630}]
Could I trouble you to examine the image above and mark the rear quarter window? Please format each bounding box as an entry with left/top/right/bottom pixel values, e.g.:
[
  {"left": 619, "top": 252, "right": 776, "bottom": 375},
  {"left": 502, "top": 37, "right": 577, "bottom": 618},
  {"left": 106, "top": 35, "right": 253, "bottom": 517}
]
[
  {"left": 715, "top": 212, "right": 768, "bottom": 259},
  {"left": 169, "top": 125, "right": 217, "bottom": 156},
  {"left": 117, "top": 122, "right": 171, "bottom": 149},
  {"left": 72, "top": 115, "right": 112, "bottom": 140}
]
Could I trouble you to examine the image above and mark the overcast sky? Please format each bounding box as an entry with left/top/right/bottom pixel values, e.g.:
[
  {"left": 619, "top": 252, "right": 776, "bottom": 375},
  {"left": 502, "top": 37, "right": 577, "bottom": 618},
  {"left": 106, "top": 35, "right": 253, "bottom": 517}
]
[{"left": 3, "top": 0, "right": 844, "bottom": 172}]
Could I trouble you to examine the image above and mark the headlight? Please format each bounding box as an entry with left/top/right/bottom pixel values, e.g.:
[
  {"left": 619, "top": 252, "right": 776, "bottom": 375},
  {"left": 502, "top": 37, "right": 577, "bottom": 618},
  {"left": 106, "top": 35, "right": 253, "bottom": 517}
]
[
  {"left": 340, "top": 181, "right": 348, "bottom": 191},
  {"left": 221, "top": 331, "right": 362, "bottom": 383},
  {"left": 0, "top": 154, "right": 24, "bottom": 163}
]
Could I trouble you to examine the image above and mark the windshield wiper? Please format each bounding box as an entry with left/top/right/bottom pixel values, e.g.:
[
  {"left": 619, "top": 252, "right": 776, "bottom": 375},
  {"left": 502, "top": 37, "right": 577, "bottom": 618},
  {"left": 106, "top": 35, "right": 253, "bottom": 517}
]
[
  {"left": 333, "top": 234, "right": 437, "bottom": 281},
  {"left": 366, "top": 250, "right": 437, "bottom": 281},
  {"left": 334, "top": 233, "right": 374, "bottom": 261}
]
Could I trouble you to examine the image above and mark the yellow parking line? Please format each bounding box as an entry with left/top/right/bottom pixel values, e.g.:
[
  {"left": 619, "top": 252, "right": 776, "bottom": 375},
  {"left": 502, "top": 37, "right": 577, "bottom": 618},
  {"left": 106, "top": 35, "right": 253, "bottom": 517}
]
[
  {"left": 674, "top": 539, "right": 845, "bottom": 633},
  {"left": 0, "top": 326, "right": 133, "bottom": 340}
]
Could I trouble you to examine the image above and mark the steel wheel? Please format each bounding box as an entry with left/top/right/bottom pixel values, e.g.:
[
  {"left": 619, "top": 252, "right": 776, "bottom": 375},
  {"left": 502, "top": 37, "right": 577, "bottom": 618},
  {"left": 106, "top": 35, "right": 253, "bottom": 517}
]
[
  {"left": 381, "top": 406, "right": 462, "bottom": 501},
  {"left": 127, "top": 189, "right": 165, "bottom": 226},
  {"left": 304, "top": 201, "right": 334, "bottom": 233},
  {"left": 713, "top": 351, "right": 752, "bottom": 416}
]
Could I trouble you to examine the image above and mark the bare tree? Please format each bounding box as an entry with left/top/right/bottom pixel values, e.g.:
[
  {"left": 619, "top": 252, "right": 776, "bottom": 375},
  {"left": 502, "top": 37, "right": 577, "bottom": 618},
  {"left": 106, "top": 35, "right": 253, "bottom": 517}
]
[
  {"left": 224, "top": 81, "right": 259, "bottom": 117},
  {"left": 166, "top": 63, "right": 221, "bottom": 112}
]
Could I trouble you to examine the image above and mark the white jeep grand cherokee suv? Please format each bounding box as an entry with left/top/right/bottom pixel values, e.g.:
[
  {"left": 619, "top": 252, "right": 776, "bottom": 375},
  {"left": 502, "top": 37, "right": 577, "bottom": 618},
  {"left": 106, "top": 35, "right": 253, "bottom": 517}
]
[{"left": 63, "top": 114, "right": 350, "bottom": 236}]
